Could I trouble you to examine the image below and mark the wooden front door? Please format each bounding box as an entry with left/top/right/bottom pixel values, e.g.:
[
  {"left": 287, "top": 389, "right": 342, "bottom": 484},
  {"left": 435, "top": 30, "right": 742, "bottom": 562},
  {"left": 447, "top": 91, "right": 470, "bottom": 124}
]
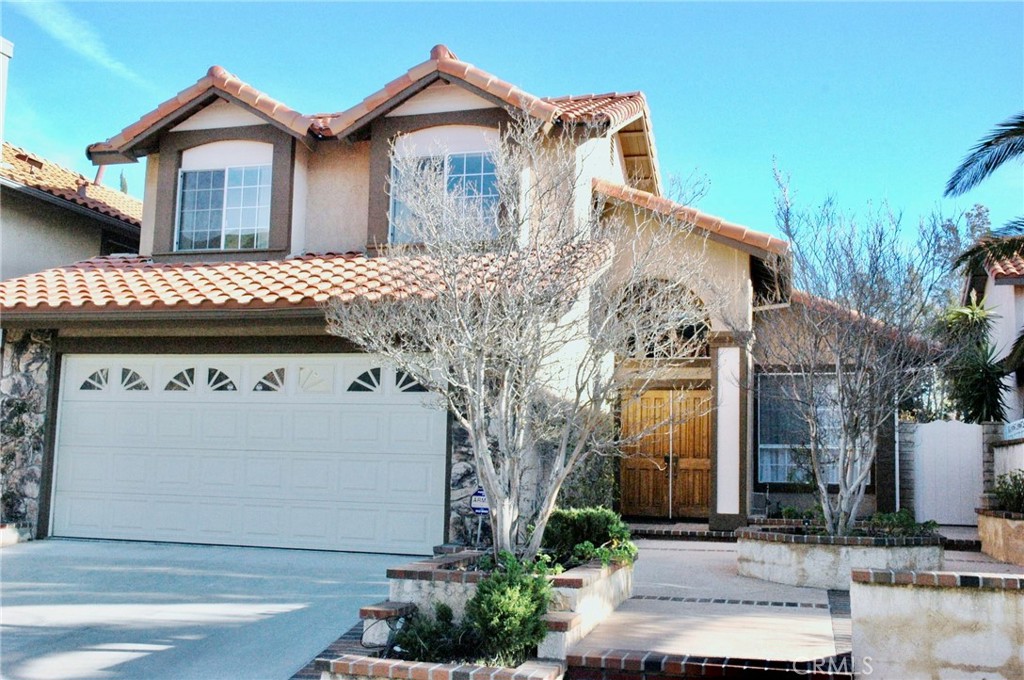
[{"left": 620, "top": 389, "right": 712, "bottom": 519}]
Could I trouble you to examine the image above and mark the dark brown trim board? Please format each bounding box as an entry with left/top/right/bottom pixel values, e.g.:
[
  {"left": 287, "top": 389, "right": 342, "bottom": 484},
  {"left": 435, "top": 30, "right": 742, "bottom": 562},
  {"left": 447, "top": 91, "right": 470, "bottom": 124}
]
[
  {"left": 153, "top": 124, "right": 295, "bottom": 259},
  {"left": 366, "top": 108, "right": 512, "bottom": 247},
  {"left": 36, "top": 333, "right": 60, "bottom": 539}
]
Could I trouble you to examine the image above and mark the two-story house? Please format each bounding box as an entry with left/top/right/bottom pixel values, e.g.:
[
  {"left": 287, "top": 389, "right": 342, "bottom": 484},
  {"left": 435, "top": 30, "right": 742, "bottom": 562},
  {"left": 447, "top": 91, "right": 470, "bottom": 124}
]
[{"left": 0, "top": 45, "right": 802, "bottom": 554}]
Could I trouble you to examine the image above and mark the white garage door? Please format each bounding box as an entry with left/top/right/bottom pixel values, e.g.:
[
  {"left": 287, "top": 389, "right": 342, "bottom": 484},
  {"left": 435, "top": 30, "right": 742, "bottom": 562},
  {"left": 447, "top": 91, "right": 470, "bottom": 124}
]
[{"left": 51, "top": 354, "right": 448, "bottom": 554}]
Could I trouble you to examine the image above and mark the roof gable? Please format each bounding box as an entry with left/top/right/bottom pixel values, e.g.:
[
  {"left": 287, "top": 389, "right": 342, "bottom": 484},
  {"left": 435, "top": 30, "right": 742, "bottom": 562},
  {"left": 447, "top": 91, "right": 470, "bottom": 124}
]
[
  {"left": 86, "top": 66, "right": 313, "bottom": 164},
  {"left": 593, "top": 178, "right": 788, "bottom": 257},
  {"left": 314, "top": 45, "right": 562, "bottom": 139}
]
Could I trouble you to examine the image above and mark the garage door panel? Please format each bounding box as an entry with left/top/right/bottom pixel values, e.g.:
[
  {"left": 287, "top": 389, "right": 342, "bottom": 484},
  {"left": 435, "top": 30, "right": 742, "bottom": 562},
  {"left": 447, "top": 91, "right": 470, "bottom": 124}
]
[
  {"left": 336, "top": 509, "right": 382, "bottom": 542},
  {"left": 57, "top": 449, "right": 110, "bottom": 489},
  {"left": 290, "top": 457, "right": 336, "bottom": 494},
  {"left": 245, "top": 410, "right": 289, "bottom": 446},
  {"left": 339, "top": 411, "right": 384, "bottom": 444},
  {"left": 201, "top": 409, "right": 242, "bottom": 441},
  {"left": 337, "top": 458, "right": 384, "bottom": 496},
  {"left": 53, "top": 354, "right": 448, "bottom": 554},
  {"left": 387, "top": 460, "right": 437, "bottom": 494},
  {"left": 292, "top": 409, "right": 336, "bottom": 449},
  {"left": 111, "top": 452, "right": 152, "bottom": 486}
]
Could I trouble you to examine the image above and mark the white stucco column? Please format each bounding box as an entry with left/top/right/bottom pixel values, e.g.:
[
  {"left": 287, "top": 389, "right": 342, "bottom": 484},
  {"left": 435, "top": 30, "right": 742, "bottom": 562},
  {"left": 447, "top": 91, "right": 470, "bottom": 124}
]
[{"left": 715, "top": 346, "right": 742, "bottom": 516}]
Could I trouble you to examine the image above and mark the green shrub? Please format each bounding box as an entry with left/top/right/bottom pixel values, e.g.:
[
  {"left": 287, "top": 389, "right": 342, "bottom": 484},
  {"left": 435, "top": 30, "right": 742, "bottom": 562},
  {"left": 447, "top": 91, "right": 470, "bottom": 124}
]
[
  {"left": 464, "top": 551, "right": 551, "bottom": 667},
  {"left": 994, "top": 470, "right": 1024, "bottom": 514},
  {"left": 392, "top": 602, "right": 478, "bottom": 662},
  {"left": 541, "top": 507, "right": 638, "bottom": 567},
  {"left": 866, "top": 509, "right": 937, "bottom": 537},
  {"left": 556, "top": 453, "right": 618, "bottom": 509}
]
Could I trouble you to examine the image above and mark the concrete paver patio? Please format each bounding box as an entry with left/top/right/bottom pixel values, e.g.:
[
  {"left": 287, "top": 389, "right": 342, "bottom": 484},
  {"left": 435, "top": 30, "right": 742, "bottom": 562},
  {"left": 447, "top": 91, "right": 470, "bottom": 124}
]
[{"left": 1, "top": 538, "right": 407, "bottom": 680}]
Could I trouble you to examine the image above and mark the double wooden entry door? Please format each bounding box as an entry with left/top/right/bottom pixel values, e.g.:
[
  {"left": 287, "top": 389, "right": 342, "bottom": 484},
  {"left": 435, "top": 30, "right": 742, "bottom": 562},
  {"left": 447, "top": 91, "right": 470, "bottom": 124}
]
[{"left": 620, "top": 389, "right": 712, "bottom": 519}]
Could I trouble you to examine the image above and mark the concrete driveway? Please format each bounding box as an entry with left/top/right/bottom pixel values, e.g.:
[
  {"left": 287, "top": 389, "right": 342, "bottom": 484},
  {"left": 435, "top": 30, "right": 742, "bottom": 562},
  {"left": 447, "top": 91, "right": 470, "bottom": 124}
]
[{"left": 1, "top": 538, "right": 407, "bottom": 680}]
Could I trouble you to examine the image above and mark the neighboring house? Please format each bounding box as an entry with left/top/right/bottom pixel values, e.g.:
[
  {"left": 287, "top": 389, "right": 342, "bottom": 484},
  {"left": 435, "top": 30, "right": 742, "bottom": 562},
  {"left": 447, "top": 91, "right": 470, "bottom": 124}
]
[
  {"left": 0, "top": 142, "right": 142, "bottom": 280},
  {"left": 965, "top": 255, "right": 1024, "bottom": 422},
  {"left": 0, "top": 45, "right": 893, "bottom": 554}
]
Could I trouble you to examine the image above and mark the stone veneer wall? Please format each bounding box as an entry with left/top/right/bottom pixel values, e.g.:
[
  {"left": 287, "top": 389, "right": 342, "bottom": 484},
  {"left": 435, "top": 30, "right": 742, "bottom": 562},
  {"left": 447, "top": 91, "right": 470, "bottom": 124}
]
[
  {"left": 0, "top": 330, "right": 55, "bottom": 533},
  {"left": 851, "top": 567, "right": 1023, "bottom": 680},
  {"left": 448, "top": 423, "right": 489, "bottom": 547}
]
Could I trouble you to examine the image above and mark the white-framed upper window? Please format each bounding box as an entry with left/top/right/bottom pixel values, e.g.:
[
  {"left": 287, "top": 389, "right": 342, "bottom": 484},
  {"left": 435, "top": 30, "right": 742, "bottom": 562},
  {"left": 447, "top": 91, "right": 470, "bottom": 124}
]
[
  {"left": 389, "top": 126, "right": 500, "bottom": 245},
  {"left": 757, "top": 373, "right": 841, "bottom": 485},
  {"left": 175, "top": 140, "right": 273, "bottom": 251}
]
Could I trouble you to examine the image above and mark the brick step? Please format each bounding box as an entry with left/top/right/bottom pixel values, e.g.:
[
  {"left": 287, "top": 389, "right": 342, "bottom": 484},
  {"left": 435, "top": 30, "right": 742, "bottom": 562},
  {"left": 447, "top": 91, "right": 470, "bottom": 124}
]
[
  {"left": 359, "top": 601, "right": 417, "bottom": 647},
  {"left": 566, "top": 650, "right": 855, "bottom": 679},
  {"left": 628, "top": 527, "right": 737, "bottom": 543},
  {"left": 358, "top": 600, "right": 417, "bottom": 621}
]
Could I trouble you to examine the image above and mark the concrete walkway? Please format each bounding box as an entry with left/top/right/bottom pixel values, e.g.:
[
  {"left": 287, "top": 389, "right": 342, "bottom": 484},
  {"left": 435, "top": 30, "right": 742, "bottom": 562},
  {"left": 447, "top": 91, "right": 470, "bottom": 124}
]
[
  {"left": 574, "top": 540, "right": 840, "bottom": 661},
  {"left": 1, "top": 539, "right": 405, "bottom": 680},
  {"left": 572, "top": 539, "right": 1020, "bottom": 662}
]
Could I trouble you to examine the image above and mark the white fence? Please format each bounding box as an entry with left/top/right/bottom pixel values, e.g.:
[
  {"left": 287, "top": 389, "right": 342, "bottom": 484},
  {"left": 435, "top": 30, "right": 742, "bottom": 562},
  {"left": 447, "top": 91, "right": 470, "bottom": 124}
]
[
  {"left": 913, "top": 420, "right": 983, "bottom": 526},
  {"left": 993, "top": 440, "right": 1024, "bottom": 478}
]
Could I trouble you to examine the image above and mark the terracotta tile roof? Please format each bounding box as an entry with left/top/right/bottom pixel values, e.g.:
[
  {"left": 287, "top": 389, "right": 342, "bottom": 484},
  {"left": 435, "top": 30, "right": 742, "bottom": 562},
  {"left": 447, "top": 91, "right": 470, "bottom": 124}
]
[
  {"left": 543, "top": 92, "right": 648, "bottom": 128},
  {"left": 988, "top": 254, "right": 1024, "bottom": 280},
  {"left": 0, "top": 243, "right": 613, "bottom": 318},
  {"left": 0, "top": 253, "right": 437, "bottom": 315},
  {"left": 314, "top": 45, "right": 563, "bottom": 138},
  {"left": 592, "top": 178, "right": 789, "bottom": 256},
  {"left": 86, "top": 65, "right": 313, "bottom": 161},
  {"left": 1, "top": 142, "right": 142, "bottom": 225}
]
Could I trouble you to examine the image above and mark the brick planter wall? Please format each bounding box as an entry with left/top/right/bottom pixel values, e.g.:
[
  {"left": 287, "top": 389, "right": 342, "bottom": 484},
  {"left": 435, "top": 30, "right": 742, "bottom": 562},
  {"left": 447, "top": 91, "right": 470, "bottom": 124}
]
[
  {"left": 736, "top": 528, "right": 943, "bottom": 590},
  {"left": 851, "top": 568, "right": 1024, "bottom": 679},
  {"left": 978, "top": 510, "right": 1024, "bottom": 567}
]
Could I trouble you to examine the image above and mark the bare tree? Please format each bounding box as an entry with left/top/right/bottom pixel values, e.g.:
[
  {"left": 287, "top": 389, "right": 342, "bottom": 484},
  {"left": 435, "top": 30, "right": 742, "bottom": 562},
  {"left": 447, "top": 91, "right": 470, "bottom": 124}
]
[
  {"left": 324, "top": 115, "right": 722, "bottom": 558},
  {"left": 753, "top": 171, "right": 961, "bottom": 535}
]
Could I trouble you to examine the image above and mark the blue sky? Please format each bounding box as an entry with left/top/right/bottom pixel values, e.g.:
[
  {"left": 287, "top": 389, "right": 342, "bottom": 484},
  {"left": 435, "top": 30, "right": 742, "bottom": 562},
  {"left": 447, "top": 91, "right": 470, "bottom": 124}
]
[{"left": 3, "top": 1, "right": 1022, "bottom": 237}]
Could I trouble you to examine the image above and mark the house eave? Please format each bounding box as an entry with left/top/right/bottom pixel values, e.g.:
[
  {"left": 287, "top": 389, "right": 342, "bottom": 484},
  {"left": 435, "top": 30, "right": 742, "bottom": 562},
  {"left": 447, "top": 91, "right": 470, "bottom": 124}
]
[
  {"left": 0, "top": 178, "right": 141, "bottom": 238},
  {"left": 0, "top": 305, "right": 328, "bottom": 329}
]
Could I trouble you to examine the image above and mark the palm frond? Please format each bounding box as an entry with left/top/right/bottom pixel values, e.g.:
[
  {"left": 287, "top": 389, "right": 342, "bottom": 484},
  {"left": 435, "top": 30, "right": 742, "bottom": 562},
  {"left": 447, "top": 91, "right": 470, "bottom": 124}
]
[
  {"left": 945, "top": 112, "right": 1024, "bottom": 197},
  {"left": 1001, "top": 327, "right": 1024, "bottom": 375},
  {"left": 954, "top": 221, "right": 1024, "bottom": 271}
]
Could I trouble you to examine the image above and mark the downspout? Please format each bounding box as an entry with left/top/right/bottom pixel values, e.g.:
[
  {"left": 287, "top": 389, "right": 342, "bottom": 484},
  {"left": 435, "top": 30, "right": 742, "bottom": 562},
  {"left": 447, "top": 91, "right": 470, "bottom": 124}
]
[{"left": 894, "top": 406, "right": 900, "bottom": 511}]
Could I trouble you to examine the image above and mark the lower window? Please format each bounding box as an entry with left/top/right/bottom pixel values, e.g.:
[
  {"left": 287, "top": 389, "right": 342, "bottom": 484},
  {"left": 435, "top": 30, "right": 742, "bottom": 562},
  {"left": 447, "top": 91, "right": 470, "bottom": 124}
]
[{"left": 757, "top": 373, "right": 841, "bottom": 485}]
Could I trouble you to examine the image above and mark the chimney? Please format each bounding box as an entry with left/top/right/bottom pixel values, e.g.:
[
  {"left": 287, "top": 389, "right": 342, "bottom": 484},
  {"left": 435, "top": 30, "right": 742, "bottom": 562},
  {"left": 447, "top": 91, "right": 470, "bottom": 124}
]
[{"left": 0, "top": 37, "right": 12, "bottom": 145}]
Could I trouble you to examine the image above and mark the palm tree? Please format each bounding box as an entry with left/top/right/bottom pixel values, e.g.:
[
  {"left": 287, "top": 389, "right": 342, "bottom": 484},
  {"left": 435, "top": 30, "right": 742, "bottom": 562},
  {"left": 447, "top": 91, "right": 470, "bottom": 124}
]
[
  {"left": 948, "top": 111, "right": 1024, "bottom": 376},
  {"left": 948, "top": 111, "right": 1024, "bottom": 271}
]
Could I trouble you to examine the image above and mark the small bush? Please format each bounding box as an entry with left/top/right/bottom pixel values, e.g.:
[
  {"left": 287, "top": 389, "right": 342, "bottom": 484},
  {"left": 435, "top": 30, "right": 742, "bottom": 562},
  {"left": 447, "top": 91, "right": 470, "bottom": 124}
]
[
  {"left": 542, "top": 507, "right": 638, "bottom": 567},
  {"left": 865, "top": 509, "right": 937, "bottom": 537},
  {"left": 392, "top": 602, "right": 479, "bottom": 662},
  {"left": 994, "top": 470, "right": 1024, "bottom": 514},
  {"left": 464, "top": 551, "right": 552, "bottom": 667}
]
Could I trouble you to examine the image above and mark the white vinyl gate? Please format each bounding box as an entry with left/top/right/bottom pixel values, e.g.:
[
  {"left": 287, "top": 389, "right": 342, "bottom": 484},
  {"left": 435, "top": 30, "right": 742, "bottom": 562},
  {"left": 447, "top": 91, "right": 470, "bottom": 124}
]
[
  {"left": 50, "top": 354, "right": 448, "bottom": 554},
  {"left": 913, "top": 420, "right": 983, "bottom": 526}
]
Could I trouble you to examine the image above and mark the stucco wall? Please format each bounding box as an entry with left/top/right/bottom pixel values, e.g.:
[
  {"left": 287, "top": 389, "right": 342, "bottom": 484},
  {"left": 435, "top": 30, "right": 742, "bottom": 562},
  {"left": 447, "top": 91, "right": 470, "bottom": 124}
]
[
  {"left": 852, "top": 576, "right": 1024, "bottom": 680},
  {"left": 0, "top": 330, "right": 55, "bottom": 532},
  {"left": 303, "top": 141, "right": 370, "bottom": 253},
  {"left": 0, "top": 190, "right": 104, "bottom": 279},
  {"left": 140, "top": 153, "right": 159, "bottom": 256},
  {"left": 608, "top": 208, "right": 752, "bottom": 333},
  {"left": 985, "top": 277, "right": 1023, "bottom": 421}
]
